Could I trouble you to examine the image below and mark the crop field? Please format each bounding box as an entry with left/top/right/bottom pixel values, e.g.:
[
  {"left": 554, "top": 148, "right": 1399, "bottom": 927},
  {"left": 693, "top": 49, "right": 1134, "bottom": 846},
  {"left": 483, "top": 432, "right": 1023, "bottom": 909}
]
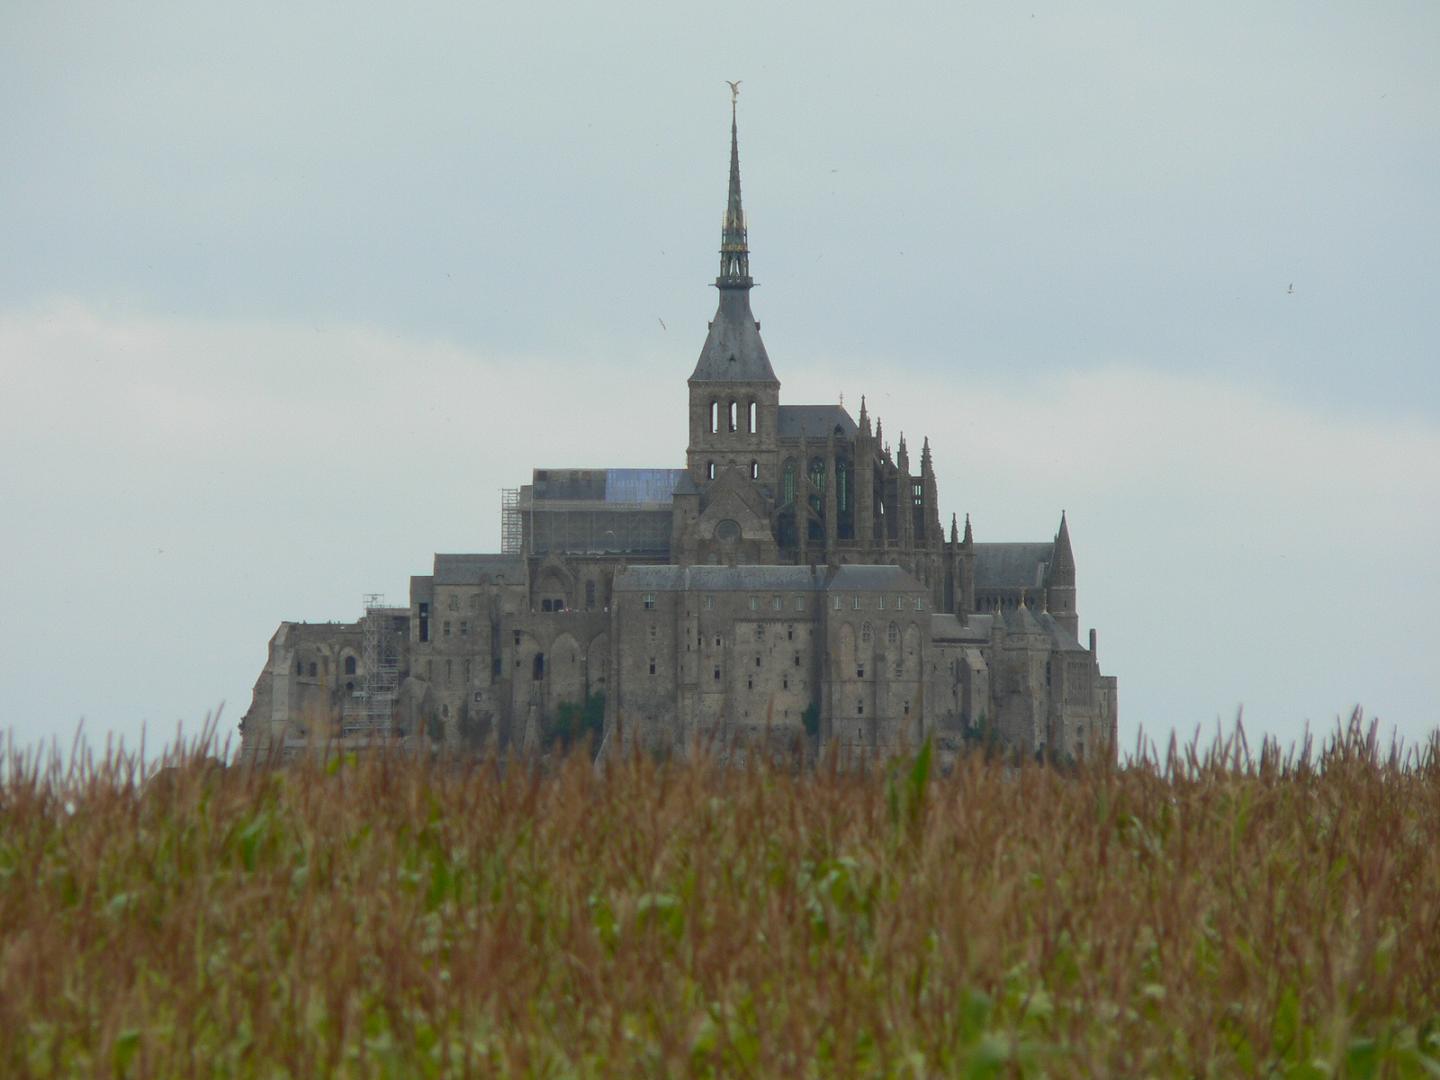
[{"left": 1, "top": 719, "right": 1438, "bottom": 1077}]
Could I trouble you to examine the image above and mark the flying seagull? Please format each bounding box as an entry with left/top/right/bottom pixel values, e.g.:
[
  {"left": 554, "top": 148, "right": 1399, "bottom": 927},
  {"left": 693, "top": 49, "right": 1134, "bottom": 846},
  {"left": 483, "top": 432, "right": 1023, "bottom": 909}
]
[{"left": 726, "top": 80, "right": 742, "bottom": 102}]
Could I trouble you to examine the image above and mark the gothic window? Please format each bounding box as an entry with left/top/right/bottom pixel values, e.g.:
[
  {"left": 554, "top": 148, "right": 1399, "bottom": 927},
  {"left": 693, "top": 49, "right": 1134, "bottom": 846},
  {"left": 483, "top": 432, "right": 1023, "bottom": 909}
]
[
  {"left": 344, "top": 656, "right": 357, "bottom": 676},
  {"left": 748, "top": 400, "right": 757, "bottom": 433},
  {"left": 861, "top": 621, "right": 872, "bottom": 644},
  {"left": 782, "top": 459, "right": 796, "bottom": 506},
  {"left": 912, "top": 481, "right": 924, "bottom": 507},
  {"left": 888, "top": 622, "right": 899, "bottom": 645},
  {"left": 532, "top": 653, "right": 545, "bottom": 681},
  {"left": 710, "top": 400, "right": 719, "bottom": 433},
  {"left": 728, "top": 401, "right": 738, "bottom": 433},
  {"left": 837, "top": 459, "right": 849, "bottom": 511}
]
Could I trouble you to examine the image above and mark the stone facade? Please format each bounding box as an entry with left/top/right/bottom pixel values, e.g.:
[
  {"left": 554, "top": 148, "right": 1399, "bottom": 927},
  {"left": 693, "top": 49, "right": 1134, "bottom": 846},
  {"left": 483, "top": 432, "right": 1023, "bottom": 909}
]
[{"left": 239, "top": 102, "right": 1118, "bottom": 765}]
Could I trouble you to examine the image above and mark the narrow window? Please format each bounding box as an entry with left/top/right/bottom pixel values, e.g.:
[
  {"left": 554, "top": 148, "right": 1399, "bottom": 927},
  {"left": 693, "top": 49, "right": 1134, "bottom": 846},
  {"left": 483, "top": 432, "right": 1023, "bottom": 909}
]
[
  {"left": 853, "top": 595, "right": 861, "bottom": 610},
  {"left": 446, "top": 659, "right": 452, "bottom": 684},
  {"left": 586, "top": 581, "right": 596, "bottom": 609},
  {"left": 794, "top": 653, "right": 800, "bottom": 667},
  {"left": 888, "top": 622, "right": 899, "bottom": 645},
  {"left": 448, "top": 595, "right": 458, "bottom": 611},
  {"left": 833, "top": 596, "right": 842, "bottom": 611},
  {"left": 783, "top": 677, "right": 789, "bottom": 690},
  {"left": 750, "top": 596, "right": 759, "bottom": 611},
  {"left": 707, "top": 462, "right": 716, "bottom": 481},
  {"left": 513, "top": 630, "right": 521, "bottom": 646},
  {"left": 755, "top": 656, "right": 761, "bottom": 668},
  {"left": 295, "top": 659, "right": 303, "bottom": 676},
  {"left": 308, "top": 661, "right": 316, "bottom": 677},
  {"left": 747, "top": 676, "right": 753, "bottom": 690},
  {"left": 857, "top": 701, "right": 864, "bottom": 716},
  {"left": 728, "top": 401, "right": 738, "bottom": 433},
  {"left": 532, "top": 653, "right": 545, "bottom": 681},
  {"left": 772, "top": 595, "right": 782, "bottom": 610},
  {"left": 750, "top": 460, "right": 759, "bottom": 480},
  {"left": 344, "top": 656, "right": 357, "bottom": 675},
  {"left": 710, "top": 400, "right": 719, "bottom": 433},
  {"left": 915, "top": 597, "right": 924, "bottom": 611},
  {"left": 794, "top": 596, "right": 804, "bottom": 611},
  {"left": 714, "top": 666, "right": 721, "bottom": 681},
  {"left": 748, "top": 400, "right": 757, "bottom": 433},
  {"left": 418, "top": 602, "right": 430, "bottom": 643},
  {"left": 443, "top": 621, "right": 452, "bottom": 638},
  {"left": 460, "top": 620, "right": 469, "bottom": 636},
  {"left": 857, "top": 664, "right": 865, "bottom": 678},
  {"left": 649, "top": 658, "right": 656, "bottom": 676},
  {"left": 862, "top": 621, "right": 872, "bottom": 644},
  {"left": 705, "top": 594, "right": 714, "bottom": 610},
  {"left": 782, "top": 460, "right": 796, "bottom": 506}
]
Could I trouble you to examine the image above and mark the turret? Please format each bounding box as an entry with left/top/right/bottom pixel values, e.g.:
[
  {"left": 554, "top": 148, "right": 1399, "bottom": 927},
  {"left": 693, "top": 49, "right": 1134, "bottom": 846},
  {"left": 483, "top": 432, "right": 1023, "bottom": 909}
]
[{"left": 1046, "top": 511, "right": 1078, "bottom": 638}]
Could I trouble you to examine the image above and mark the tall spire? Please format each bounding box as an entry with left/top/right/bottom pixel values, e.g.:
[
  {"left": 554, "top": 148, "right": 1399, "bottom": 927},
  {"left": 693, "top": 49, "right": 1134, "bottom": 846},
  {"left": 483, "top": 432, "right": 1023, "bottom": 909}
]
[
  {"left": 690, "top": 86, "right": 776, "bottom": 385},
  {"left": 718, "top": 85, "right": 751, "bottom": 287}
]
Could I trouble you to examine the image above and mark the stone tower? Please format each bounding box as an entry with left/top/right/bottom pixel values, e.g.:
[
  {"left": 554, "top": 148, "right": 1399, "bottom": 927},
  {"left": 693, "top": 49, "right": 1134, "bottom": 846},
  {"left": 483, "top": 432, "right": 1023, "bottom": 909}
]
[{"left": 685, "top": 95, "right": 781, "bottom": 489}]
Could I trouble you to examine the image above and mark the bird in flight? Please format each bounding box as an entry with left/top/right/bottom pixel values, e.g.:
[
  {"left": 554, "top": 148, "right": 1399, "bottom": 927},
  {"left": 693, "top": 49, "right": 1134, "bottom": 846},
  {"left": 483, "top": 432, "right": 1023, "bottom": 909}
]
[
  {"left": 1287, "top": 283, "right": 1294, "bottom": 294},
  {"left": 726, "top": 80, "right": 742, "bottom": 102}
]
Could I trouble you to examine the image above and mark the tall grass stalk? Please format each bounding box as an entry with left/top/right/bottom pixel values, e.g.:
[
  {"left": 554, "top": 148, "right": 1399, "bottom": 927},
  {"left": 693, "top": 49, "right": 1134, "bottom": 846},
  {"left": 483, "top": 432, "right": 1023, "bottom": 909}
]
[{"left": 1, "top": 712, "right": 1437, "bottom": 1075}]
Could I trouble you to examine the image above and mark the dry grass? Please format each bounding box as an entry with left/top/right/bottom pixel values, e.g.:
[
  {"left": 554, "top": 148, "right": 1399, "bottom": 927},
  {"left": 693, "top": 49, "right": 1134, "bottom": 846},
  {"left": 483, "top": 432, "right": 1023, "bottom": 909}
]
[{"left": 2, "top": 716, "right": 1438, "bottom": 1077}]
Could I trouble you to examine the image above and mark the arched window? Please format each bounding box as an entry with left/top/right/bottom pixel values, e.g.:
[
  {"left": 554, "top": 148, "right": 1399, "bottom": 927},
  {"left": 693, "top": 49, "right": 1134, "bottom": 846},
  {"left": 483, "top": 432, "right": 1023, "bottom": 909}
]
[
  {"left": 707, "top": 461, "right": 716, "bottom": 481},
  {"left": 750, "top": 460, "right": 759, "bottom": 480},
  {"left": 344, "top": 656, "right": 357, "bottom": 675},
  {"left": 782, "top": 459, "right": 796, "bottom": 506},
  {"left": 836, "top": 459, "right": 850, "bottom": 511},
  {"left": 710, "top": 400, "right": 719, "bottom": 433},
  {"left": 861, "top": 621, "right": 872, "bottom": 644},
  {"left": 533, "top": 653, "right": 545, "bottom": 681},
  {"left": 809, "top": 457, "right": 826, "bottom": 493},
  {"left": 728, "top": 401, "right": 738, "bottom": 433},
  {"left": 308, "top": 662, "right": 317, "bottom": 677},
  {"left": 748, "top": 400, "right": 757, "bottom": 433},
  {"left": 888, "top": 622, "right": 899, "bottom": 645}
]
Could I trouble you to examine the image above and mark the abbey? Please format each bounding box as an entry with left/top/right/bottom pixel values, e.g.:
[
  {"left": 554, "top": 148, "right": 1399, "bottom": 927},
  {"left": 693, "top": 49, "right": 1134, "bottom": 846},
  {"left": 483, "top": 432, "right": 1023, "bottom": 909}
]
[{"left": 240, "top": 101, "right": 1117, "bottom": 765}]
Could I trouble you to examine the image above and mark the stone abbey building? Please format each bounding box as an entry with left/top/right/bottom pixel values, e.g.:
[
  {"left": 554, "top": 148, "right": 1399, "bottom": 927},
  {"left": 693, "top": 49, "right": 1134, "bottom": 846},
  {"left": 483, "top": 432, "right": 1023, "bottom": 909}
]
[{"left": 240, "top": 102, "right": 1118, "bottom": 764}]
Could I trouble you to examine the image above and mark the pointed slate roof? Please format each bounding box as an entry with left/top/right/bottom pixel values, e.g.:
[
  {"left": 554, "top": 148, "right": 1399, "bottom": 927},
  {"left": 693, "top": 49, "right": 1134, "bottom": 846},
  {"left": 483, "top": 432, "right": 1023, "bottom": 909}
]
[{"left": 689, "top": 94, "right": 777, "bottom": 385}]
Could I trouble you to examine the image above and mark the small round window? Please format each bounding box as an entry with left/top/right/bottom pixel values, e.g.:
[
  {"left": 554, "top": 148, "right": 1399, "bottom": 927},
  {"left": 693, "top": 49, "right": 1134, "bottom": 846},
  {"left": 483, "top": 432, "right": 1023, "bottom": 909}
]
[{"left": 715, "top": 519, "right": 741, "bottom": 542}]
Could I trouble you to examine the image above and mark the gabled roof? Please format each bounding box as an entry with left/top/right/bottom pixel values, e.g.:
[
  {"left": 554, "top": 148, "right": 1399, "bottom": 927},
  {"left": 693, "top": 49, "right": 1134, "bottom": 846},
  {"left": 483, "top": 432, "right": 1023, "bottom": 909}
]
[
  {"left": 777, "top": 404, "right": 858, "bottom": 441},
  {"left": 973, "top": 542, "right": 1054, "bottom": 590},
  {"left": 433, "top": 553, "right": 524, "bottom": 585}
]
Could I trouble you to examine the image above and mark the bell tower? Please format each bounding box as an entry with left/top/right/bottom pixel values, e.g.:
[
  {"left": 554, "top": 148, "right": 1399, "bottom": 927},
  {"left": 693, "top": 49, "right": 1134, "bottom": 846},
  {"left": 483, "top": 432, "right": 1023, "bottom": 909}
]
[{"left": 686, "top": 86, "right": 780, "bottom": 490}]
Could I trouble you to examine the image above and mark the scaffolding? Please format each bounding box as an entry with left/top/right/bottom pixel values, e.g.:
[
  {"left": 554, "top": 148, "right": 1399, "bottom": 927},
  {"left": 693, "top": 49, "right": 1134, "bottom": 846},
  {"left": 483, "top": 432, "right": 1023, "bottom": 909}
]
[
  {"left": 342, "top": 593, "right": 401, "bottom": 739},
  {"left": 500, "top": 488, "right": 522, "bottom": 554}
]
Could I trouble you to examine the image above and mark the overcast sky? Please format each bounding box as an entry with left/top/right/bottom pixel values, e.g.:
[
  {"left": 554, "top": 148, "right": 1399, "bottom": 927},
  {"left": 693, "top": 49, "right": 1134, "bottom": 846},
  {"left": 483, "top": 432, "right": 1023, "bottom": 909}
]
[{"left": 2, "top": 1, "right": 1437, "bottom": 761}]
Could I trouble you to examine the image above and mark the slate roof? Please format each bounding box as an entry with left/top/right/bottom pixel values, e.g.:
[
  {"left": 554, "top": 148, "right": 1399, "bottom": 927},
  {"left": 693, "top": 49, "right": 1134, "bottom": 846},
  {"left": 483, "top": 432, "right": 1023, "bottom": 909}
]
[
  {"left": 615, "top": 565, "right": 826, "bottom": 592},
  {"left": 972, "top": 542, "right": 1054, "bottom": 590},
  {"left": 827, "top": 564, "right": 925, "bottom": 592},
  {"left": 688, "top": 288, "right": 778, "bottom": 383},
  {"left": 777, "top": 404, "right": 859, "bottom": 441},
  {"left": 614, "top": 563, "right": 925, "bottom": 593},
  {"left": 433, "top": 553, "right": 524, "bottom": 585}
]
